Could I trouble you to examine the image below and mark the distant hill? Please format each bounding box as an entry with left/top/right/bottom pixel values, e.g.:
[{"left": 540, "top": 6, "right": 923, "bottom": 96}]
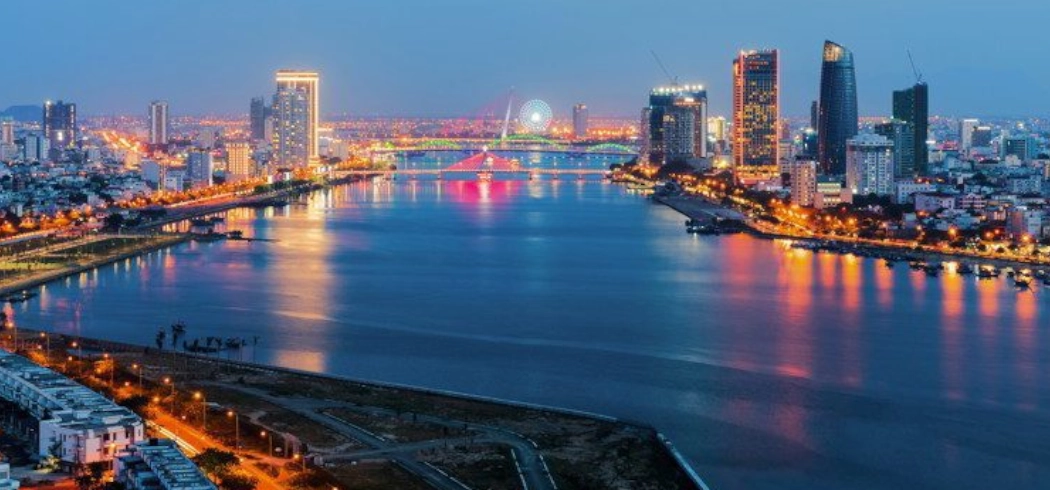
[{"left": 0, "top": 105, "right": 42, "bottom": 122}]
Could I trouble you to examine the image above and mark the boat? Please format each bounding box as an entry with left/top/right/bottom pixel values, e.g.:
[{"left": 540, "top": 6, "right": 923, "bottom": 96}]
[
  {"left": 2, "top": 290, "right": 37, "bottom": 303},
  {"left": 923, "top": 264, "right": 940, "bottom": 277},
  {"left": 957, "top": 263, "right": 974, "bottom": 275},
  {"left": 909, "top": 261, "right": 925, "bottom": 271},
  {"left": 977, "top": 267, "right": 1000, "bottom": 279},
  {"left": 192, "top": 232, "right": 226, "bottom": 242},
  {"left": 884, "top": 260, "right": 897, "bottom": 269},
  {"left": 1015, "top": 277, "right": 1032, "bottom": 289}
]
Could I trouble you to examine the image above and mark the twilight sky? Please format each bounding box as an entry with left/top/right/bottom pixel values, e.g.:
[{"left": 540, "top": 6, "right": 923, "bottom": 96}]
[{"left": 3, "top": 0, "right": 1048, "bottom": 118}]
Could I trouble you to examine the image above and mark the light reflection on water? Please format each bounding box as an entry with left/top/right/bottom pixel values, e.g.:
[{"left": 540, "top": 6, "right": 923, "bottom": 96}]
[{"left": 8, "top": 172, "right": 1050, "bottom": 490}]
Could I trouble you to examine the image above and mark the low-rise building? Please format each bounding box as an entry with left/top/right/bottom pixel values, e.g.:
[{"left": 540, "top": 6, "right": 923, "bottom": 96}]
[
  {"left": 0, "top": 351, "right": 144, "bottom": 466},
  {"left": 115, "top": 439, "right": 216, "bottom": 490},
  {"left": 0, "top": 463, "right": 19, "bottom": 489},
  {"left": 915, "top": 193, "right": 957, "bottom": 213}
]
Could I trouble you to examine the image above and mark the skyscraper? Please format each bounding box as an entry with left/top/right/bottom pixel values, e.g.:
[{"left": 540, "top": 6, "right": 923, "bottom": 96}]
[
  {"left": 186, "top": 150, "right": 214, "bottom": 187},
  {"left": 250, "top": 97, "right": 271, "bottom": 141},
  {"left": 817, "top": 41, "right": 858, "bottom": 175},
  {"left": 645, "top": 85, "right": 708, "bottom": 165},
  {"left": 226, "top": 141, "right": 252, "bottom": 182},
  {"left": 273, "top": 70, "right": 320, "bottom": 168},
  {"left": 875, "top": 120, "right": 915, "bottom": 178},
  {"left": 846, "top": 134, "right": 895, "bottom": 197},
  {"left": 148, "top": 100, "right": 169, "bottom": 146},
  {"left": 959, "top": 118, "right": 979, "bottom": 154},
  {"left": 810, "top": 100, "right": 819, "bottom": 130},
  {"left": 572, "top": 104, "right": 588, "bottom": 139},
  {"left": 0, "top": 118, "right": 13, "bottom": 145},
  {"left": 43, "top": 100, "right": 77, "bottom": 149},
  {"left": 732, "top": 49, "right": 779, "bottom": 178},
  {"left": 892, "top": 83, "right": 928, "bottom": 175},
  {"left": 792, "top": 159, "right": 818, "bottom": 207}
]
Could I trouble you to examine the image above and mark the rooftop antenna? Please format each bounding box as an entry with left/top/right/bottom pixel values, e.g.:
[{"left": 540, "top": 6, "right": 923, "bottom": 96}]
[
  {"left": 907, "top": 49, "right": 924, "bottom": 84},
  {"left": 650, "top": 50, "right": 679, "bottom": 87}
]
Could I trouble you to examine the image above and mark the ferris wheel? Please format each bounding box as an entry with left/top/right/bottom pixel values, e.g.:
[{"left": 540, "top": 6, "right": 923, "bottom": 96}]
[{"left": 518, "top": 99, "right": 553, "bottom": 133}]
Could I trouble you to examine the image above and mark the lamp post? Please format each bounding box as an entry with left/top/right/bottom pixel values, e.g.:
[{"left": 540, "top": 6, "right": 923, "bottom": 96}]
[
  {"left": 132, "top": 363, "right": 143, "bottom": 390},
  {"left": 260, "top": 431, "right": 273, "bottom": 458},
  {"left": 163, "top": 377, "right": 175, "bottom": 413},
  {"left": 193, "top": 392, "right": 206, "bottom": 431},
  {"left": 227, "top": 411, "right": 239, "bottom": 450}
]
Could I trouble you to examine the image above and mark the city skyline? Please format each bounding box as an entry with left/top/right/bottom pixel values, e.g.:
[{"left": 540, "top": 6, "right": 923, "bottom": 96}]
[{"left": 5, "top": 0, "right": 1050, "bottom": 118}]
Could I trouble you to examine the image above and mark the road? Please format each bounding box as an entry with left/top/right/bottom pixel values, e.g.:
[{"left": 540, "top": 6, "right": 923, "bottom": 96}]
[
  {"left": 221, "top": 384, "right": 559, "bottom": 490},
  {"left": 150, "top": 411, "right": 285, "bottom": 490}
]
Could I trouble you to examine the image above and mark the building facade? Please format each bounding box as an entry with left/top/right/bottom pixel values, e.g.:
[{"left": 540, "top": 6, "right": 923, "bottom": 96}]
[
  {"left": 43, "top": 100, "right": 77, "bottom": 150},
  {"left": 732, "top": 49, "right": 779, "bottom": 179},
  {"left": 874, "top": 120, "right": 915, "bottom": 178},
  {"left": 791, "top": 159, "right": 818, "bottom": 207},
  {"left": 273, "top": 70, "right": 319, "bottom": 168},
  {"left": 645, "top": 85, "right": 708, "bottom": 165},
  {"left": 250, "top": 96, "right": 271, "bottom": 142},
  {"left": 0, "top": 352, "right": 144, "bottom": 466},
  {"left": 186, "top": 150, "right": 213, "bottom": 188},
  {"left": 225, "top": 141, "right": 252, "bottom": 182},
  {"left": 892, "top": 83, "right": 929, "bottom": 176},
  {"left": 148, "top": 101, "right": 169, "bottom": 146},
  {"left": 572, "top": 103, "right": 588, "bottom": 139},
  {"left": 817, "top": 41, "right": 858, "bottom": 175},
  {"left": 115, "top": 439, "right": 216, "bottom": 490},
  {"left": 846, "top": 134, "right": 895, "bottom": 196}
]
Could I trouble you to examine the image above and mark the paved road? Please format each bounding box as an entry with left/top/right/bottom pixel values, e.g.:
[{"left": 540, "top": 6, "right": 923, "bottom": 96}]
[
  {"left": 151, "top": 411, "right": 285, "bottom": 490},
  {"left": 221, "top": 384, "right": 559, "bottom": 490}
]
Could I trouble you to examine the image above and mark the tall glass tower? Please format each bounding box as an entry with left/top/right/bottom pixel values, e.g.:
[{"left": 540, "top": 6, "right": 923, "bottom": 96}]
[
  {"left": 817, "top": 40, "right": 858, "bottom": 175},
  {"left": 892, "top": 83, "right": 929, "bottom": 176}
]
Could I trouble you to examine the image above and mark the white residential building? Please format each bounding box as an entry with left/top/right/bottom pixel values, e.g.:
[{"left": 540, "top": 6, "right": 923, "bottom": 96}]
[
  {"left": 115, "top": 439, "right": 215, "bottom": 490},
  {"left": 0, "top": 351, "right": 144, "bottom": 466},
  {"left": 791, "top": 159, "right": 818, "bottom": 207},
  {"left": 846, "top": 134, "right": 895, "bottom": 197}
]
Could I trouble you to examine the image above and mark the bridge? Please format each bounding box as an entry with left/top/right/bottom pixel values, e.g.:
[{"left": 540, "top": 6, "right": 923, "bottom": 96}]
[
  {"left": 373, "top": 135, "right": 638, "bottom": 156},
  {"left": 336, "top": 151, "right": 611, "bottom": 180}
]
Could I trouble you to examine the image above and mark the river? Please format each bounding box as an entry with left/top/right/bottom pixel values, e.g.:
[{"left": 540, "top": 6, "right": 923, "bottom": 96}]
[{"left": 9, "top": 153, "right": 1050, "bottom": 489}]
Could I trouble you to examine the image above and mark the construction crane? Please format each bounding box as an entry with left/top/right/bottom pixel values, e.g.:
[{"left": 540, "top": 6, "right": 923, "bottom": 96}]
[
  {"left": 907, "top": 49, "right": 924, "bottom": 84},
  {"left": 650, "top": 50, "right": 679, "bottom": 87}
]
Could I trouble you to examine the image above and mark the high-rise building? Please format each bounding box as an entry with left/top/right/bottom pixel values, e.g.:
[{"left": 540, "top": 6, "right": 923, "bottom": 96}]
[
  {"left": 639, "top": 107, "right": 652, "bottom": 163},
  {"left": 1003, "top": 135, "right": 1036, "bottom": 162},
  {"left": 186, "top": 150, "right": 214, "bottom": 187},
  {"left": 572, "top": 104, "right": 589, "bottom": 139},
  {"left": 810, "top": 101, "right": 819, "bottom": 130},
  {"left": 226, "top": 141, "right": 253, "bottom": 181},
  {"left": 971, "top": 126, "right": 993, "bottom": 148},
  {"left": 148, "top": 100, "right": 169, "bottom": 146},
  {"left": 801, "top": 128, "right": 819, "bottom": 158},
  {"left": 875, "top": 120, "right": 915, "bottom": 178},
  {"left": 273, "top": 70, "right": 320, "bottom": 168},
  {"left": 23, "top": 133, "right": 49, "bottom": 162},
  {"left": 0, "top": 118, "right": 13, "bottom": 145},
  {"left": 791, "top": 159, "right": 818, "bottom": 207},
  {"left": 645, "top": 85, "right": 708, "bottom": 165},
  {"left": 892, "top": 83, "right": 929, "bottom": 175},
  {"left": 959, "top": 118, "right": 979, "bottom": 154},
  {"left": 732, "top": 49, "right": 779, "bottom": 178},
  {"left": 250, "top": 96, "right": 271, "bottom": 141},
  {"left": 43, "top": 100, "right": 77, "bottom": 149},
  {"left": 817, "top": 41, "right": 858, "bottom": 175},
  {"left": 846, "top": 134, "right": 895, "bottom": 196}
]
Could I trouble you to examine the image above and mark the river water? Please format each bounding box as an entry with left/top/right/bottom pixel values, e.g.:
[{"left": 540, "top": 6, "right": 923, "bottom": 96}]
[{"left": 9, "top": 153, "right": 1050, "bottom": 489}]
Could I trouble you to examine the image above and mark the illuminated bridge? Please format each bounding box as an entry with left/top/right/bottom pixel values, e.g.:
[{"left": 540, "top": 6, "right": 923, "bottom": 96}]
[
  {"left": 335, "top": 151, "right": 612, "bottom": 180},
  {"left": 373, "top": 136, "right": 638, "bottom": 156}
]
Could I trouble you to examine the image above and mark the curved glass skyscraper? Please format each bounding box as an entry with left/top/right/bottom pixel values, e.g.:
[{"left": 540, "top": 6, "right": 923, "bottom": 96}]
[{"left": 817, "top": 40, "right": 858, "bottom": 175}]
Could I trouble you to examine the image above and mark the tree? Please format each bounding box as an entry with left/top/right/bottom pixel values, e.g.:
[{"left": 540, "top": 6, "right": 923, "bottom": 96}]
[
  {"left": 74, "top": 461, "right": 110, "bottom": 490},
  {"left": 119, "top": 395, "right": 151, "bottom": 416},
  {"left": 219, "top": 473, "right": 258, "bottom": 490},
  {"left": 193, "top": 449, "right": 239, "bottom": 476}
]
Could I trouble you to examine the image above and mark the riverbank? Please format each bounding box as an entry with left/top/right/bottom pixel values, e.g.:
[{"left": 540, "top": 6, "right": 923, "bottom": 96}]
[
  {"left": 655, "top": 194, "right": 1050, "bottom": 273},
  {"left": 13, "top": 330, "right": 708, "bottom": 490},
  {"left": 0, "top": 233, "right": 189, "bottom": 297}
]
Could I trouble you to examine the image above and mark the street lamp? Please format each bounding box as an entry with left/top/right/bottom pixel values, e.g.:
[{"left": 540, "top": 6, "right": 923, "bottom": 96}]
[
  {"left": 131, "top": 363, "right": 143, "bottom": 389},
  {"left": 293, "top": 453, "right": 306, "bottom": 471},
  {"left": 163, "top": 377, "right": 175, "bottom": 413},
  {"left": 193, "top": 392, "right": 206, "bottom": 431},
  {"left": 227, "top": 411, "right": 239, "bottom": 450},
  {"left": 260, "top": 431, "right": 273, "bottom": 458}
]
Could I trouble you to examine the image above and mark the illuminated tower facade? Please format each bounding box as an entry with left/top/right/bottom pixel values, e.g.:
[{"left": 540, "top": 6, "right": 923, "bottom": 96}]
[
  {"left": 732, "top": 49, "right": 779, "bottom": 180},
  {"left": 817, "top": 40, "right": 858, "bottom": 175},
  {"left": 148, "top": 100, "right": 169, "bottom": 146},
  {"left": 645, "top": 85, "right": 708, "bottom": 165},
  {"left": 273, "top": 70, "right": 319, "bottom": 168},
  {"left": 43, "top": 100, "right": 77, "bottom": 149},
  {"left": 572, "top": 103, "right": 589, "bottom": 139}
]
